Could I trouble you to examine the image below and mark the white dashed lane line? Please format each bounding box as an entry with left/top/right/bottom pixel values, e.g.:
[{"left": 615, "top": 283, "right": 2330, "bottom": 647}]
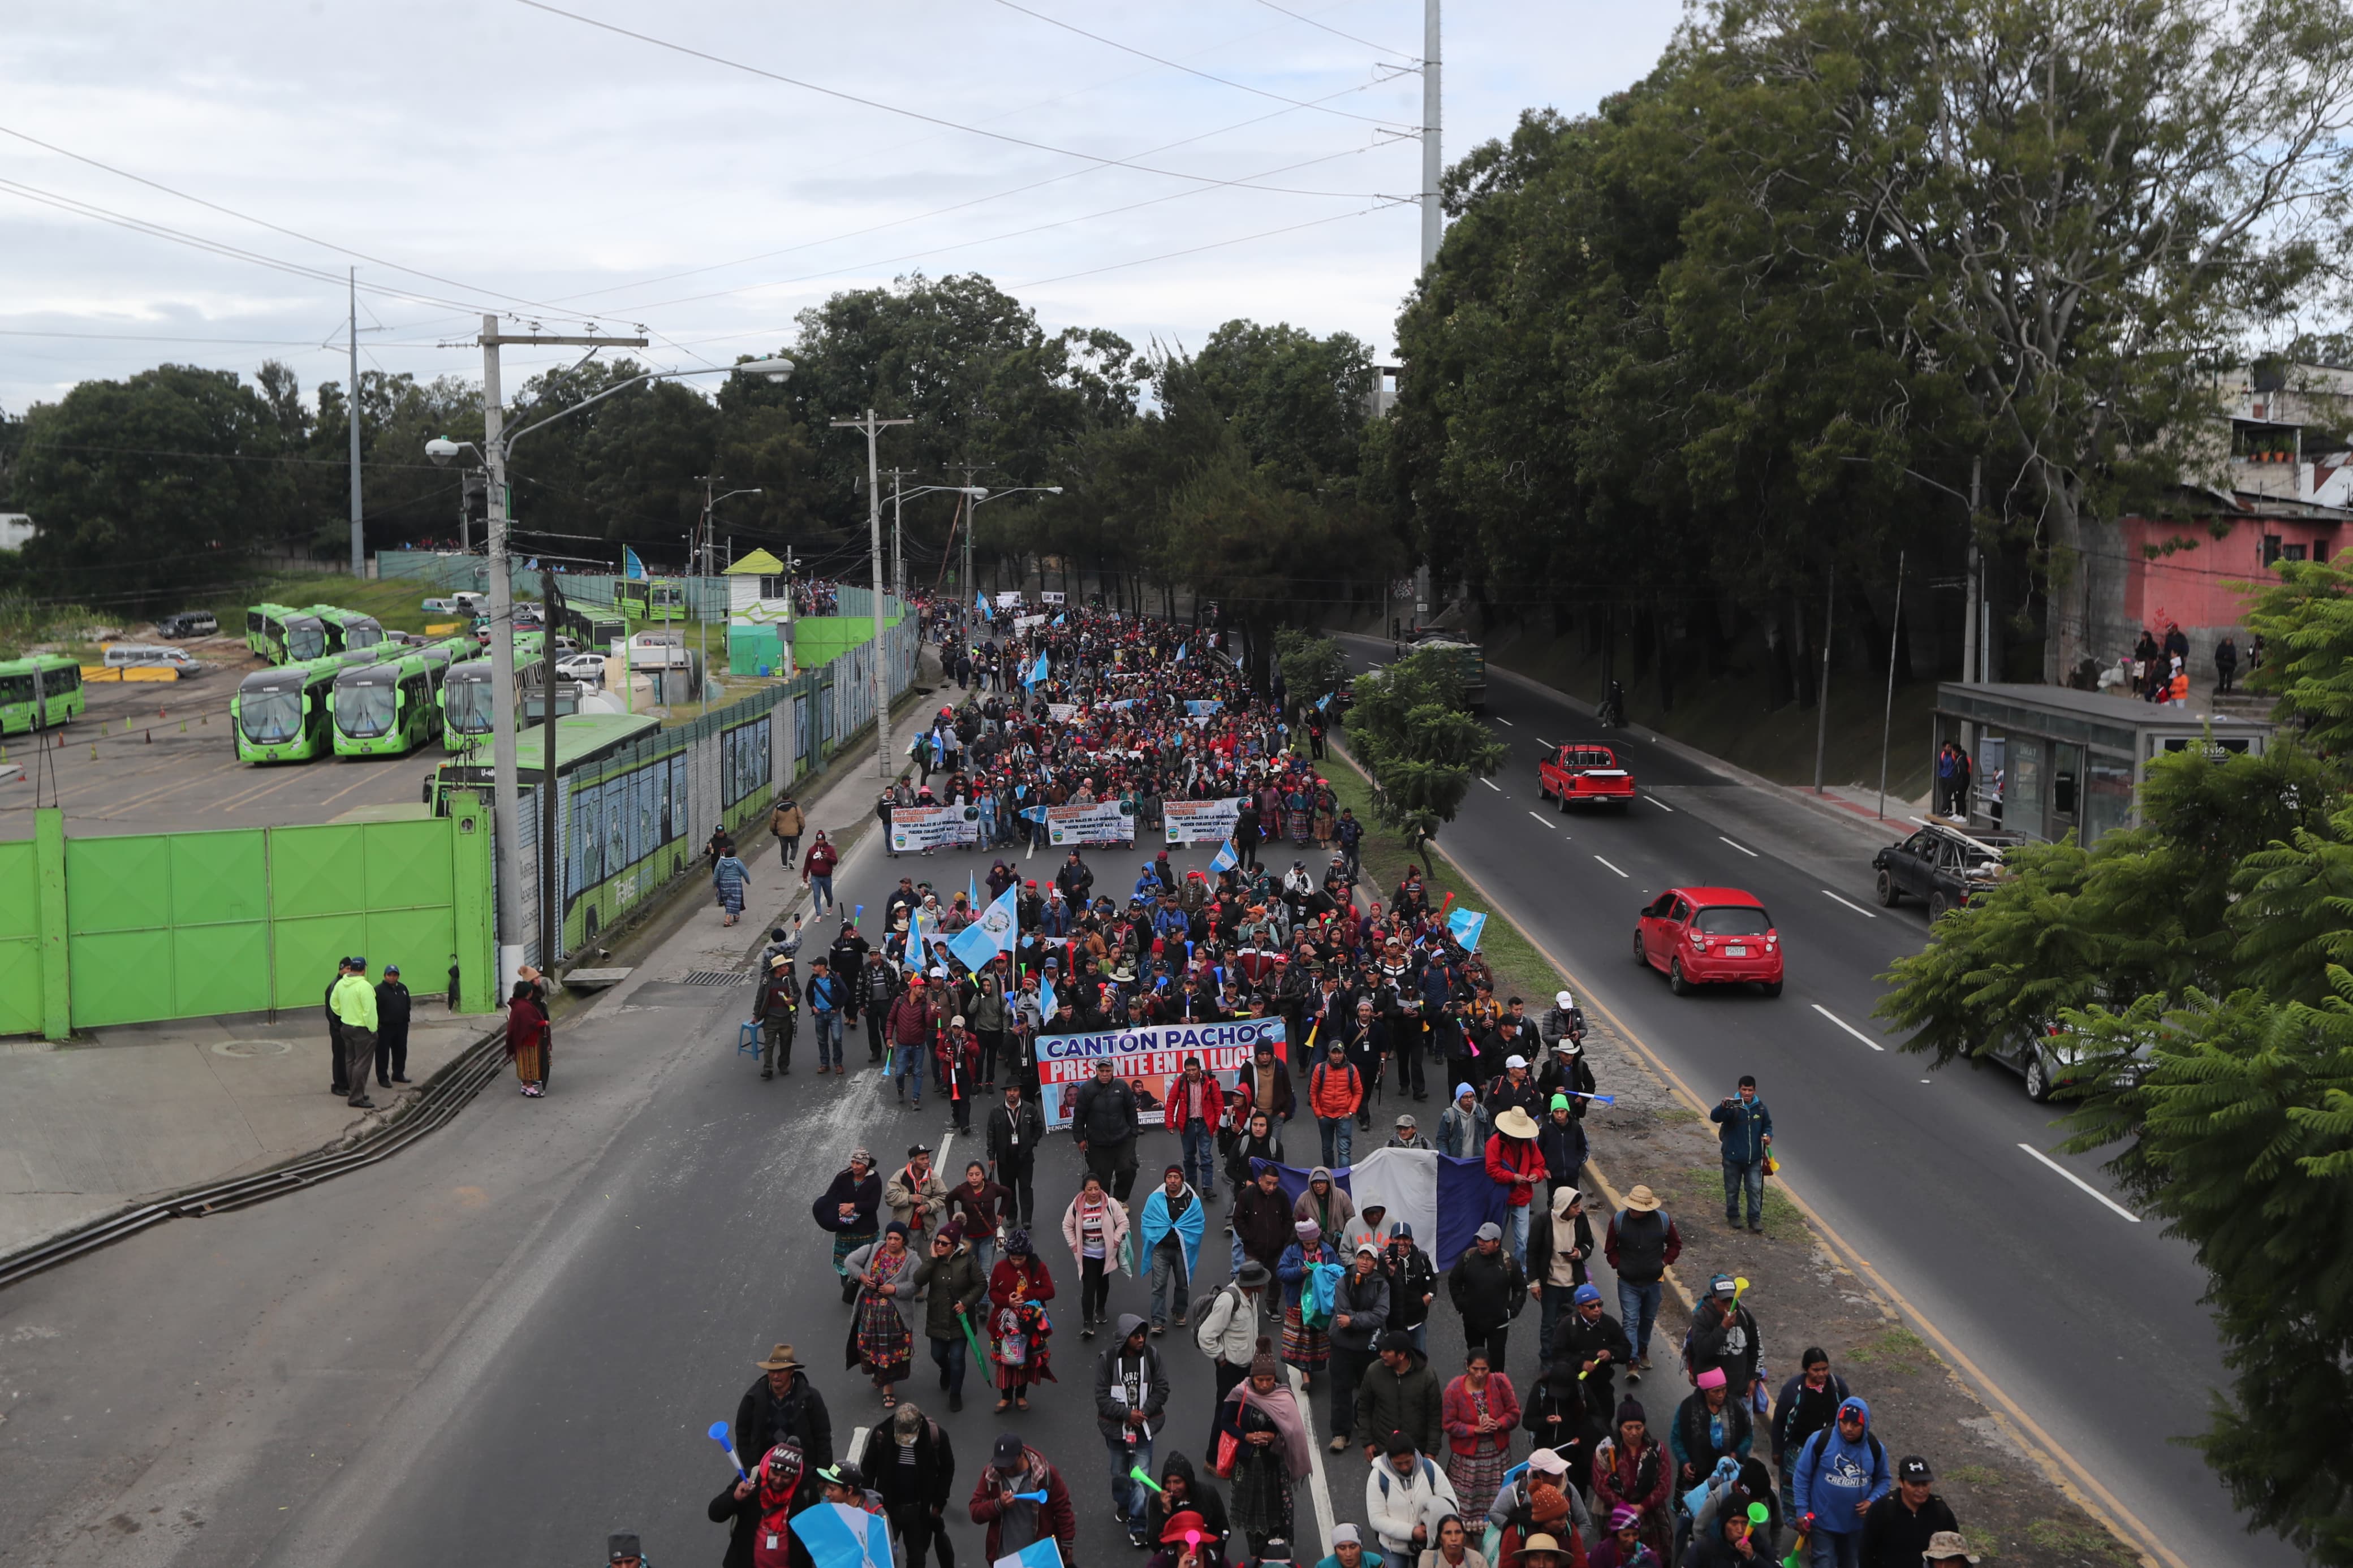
[
  {"left": 2019, "top": 1143, "right": 2142, "bottom": 1223},
  {"left": 1811, "top": 1003, "right": 1886, "bottom": 1051},
  {"left": 1594, "top": 855, "right": 1629, "bottom": 878},
  {"left": 1495, "top": 716, "right": 1513, "bottom": 725},
  {"left": 1481, "top": 778, "right": 1502, "bottom": 792},
  {"left": 1646, "top": 796, "right": 1674, "bottom": 812},
  {"left": 1821, "top": 889, "right": 1877, "bottom": 918},
  {"left": 1718, "top": 835, "right": 1758, "bottom": 857}
]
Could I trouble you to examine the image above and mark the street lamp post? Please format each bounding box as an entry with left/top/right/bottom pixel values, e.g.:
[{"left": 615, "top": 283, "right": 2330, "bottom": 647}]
[{"left": 428, "top": 345, "right": 792, "bottom": 991}]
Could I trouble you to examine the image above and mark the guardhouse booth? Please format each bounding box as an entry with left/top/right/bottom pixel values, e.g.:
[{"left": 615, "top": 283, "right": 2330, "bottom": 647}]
[{"left": 1933, "top": 683, "right": 2276, "bottom": 848}]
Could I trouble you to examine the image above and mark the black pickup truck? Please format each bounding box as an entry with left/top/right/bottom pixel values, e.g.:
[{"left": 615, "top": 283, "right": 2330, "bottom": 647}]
[{"left": 1872, "top": 819, "right": 2024, "bottom": 921}]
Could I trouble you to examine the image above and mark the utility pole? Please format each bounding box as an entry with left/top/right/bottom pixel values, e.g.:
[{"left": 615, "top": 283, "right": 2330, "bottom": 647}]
[
  {"left": 831, "top": 409, "right": 912, "bottom": 783},
  {"left": 1878, "top": 551, "right": 1905, "bottom": 822},
  {"left": 1961, "top": 455, "right": 1983, "bottom": 761},
  {"left": 478, "top": 316, "right": 648, "bottom": 994},
  {"left": 883, "top": 467, "right": 917, "bottom": 604},
  {"left": 541, "top": 566, "right": 563, "bottom": 970},
  {"left": 1813, "top": 567, "right": 1836, "bottom": 794},
  {"left": 695, "top": 474, "right": 722, "bottom": 580},
  {"left": 348, "top": 269, "right": 365, "bottom": 578},
  {"left": 953, "top": 461, "right": 989, "bottom": 605},
  {"left": 1420, "top": 0, "right": 1442, "bottom": 270}
]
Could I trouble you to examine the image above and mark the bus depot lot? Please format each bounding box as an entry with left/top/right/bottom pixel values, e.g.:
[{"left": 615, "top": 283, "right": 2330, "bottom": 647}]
[{"left": 0, "top": 639, "right": 433, "bottom": 839}]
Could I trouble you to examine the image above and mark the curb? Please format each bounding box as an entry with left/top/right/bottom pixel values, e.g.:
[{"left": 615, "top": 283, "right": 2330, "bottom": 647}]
[{"left": 1320, "top": 734, "right": 2170, "bottom": 1568}]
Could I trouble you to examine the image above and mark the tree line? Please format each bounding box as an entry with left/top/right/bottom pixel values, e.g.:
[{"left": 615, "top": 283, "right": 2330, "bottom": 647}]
[{"left": 0, "top": 273, "right": 1397, "bottom": 650}]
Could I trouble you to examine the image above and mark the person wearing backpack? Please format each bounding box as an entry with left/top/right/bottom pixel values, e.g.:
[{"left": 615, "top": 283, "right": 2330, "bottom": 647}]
[
  {"left": 1446, "top": 1223, "right": 1527, "bottom": 1374},
  {"left": 1197, "top": 1259, "right": 1275, "bottom": 1416},
  {"left": 1309, "top": 1039, "right": 1364, "bottom": 1168},
  {"left": 1097, "top": 1313, "right": 1173, "bottom": 1548},
  {"left": 1364, "top": 1428, "right": 1460, "bottom": 1558},
  {"left": 1770, "top": 1349, "right": 1850, "bottom": 1515},
  {"left": 1791, "top": 1397, "right": 1891, "bottom": 1568}
]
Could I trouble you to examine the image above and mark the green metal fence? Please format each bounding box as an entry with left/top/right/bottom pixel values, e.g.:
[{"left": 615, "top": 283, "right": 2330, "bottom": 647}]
[{"left": 0, "top": 796, "right": 493, "bottom": 1040}]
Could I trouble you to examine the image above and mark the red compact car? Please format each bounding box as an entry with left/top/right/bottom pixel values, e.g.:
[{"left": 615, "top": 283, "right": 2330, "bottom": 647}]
[
  {"left": 1633, "top": 886, "right": 1783, "bottom": 997},
  {"left": 1537, "top": 743, "right": 1636, "bottom": 811}
]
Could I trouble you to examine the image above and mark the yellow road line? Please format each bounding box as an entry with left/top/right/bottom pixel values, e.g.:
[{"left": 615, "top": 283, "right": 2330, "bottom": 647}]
[{"left": 1327, "top": 742, "right": 2174, "bottom": 1568}]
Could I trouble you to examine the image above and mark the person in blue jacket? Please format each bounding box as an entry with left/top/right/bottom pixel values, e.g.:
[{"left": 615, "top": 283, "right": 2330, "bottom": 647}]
[
  {"left": 1792, "top": 1396, "right": 1891, "bottom": 1568},
  {"left": 1709, "top": 1076, "right": 1773, "bottom": 1233}
]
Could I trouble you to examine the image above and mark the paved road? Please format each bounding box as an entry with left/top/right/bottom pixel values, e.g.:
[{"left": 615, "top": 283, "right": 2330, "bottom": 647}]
[
  {"left": 1339, "top": 633, "right": 2282, "bottom": 1568},
  {"left": 0, "top": 819, "right": 1519, "bottom": 1567}
]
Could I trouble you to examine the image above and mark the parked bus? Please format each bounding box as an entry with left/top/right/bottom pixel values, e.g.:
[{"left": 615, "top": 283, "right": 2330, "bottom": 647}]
[
  {"left": 425, "top": 712, "right": 661, "bottom": 811},
  {"left": 437, "top": 632, "right": 561, "bottom": 751},
  {"left": 246, "top": 603, "right": 330, "bottom": 664},
  {"left": 0, "top": 654, "right": 86, "bottom": 735},
  {"left": 230, "top": 656, "right": 342, "bottom": 762},
  {"left": 303, "top": 604, "right": 386, "bottom": 655},
  {"left": 330, "top": 650, "right": 447, "bottom": 758}
]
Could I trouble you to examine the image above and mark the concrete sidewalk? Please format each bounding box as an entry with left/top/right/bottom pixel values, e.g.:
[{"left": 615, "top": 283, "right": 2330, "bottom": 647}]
[
  {"left": 0, "top": 1002, "right": 501, "bottom": 1255},
  {"left": 0, "top": 651, "right": 961, "bottom": 1260}
]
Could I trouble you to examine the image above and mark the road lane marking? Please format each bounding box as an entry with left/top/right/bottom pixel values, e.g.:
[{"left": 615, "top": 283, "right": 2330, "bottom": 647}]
[
  {"left": 2019, "top": 1143, "right": 2141, "bottom": 1223},
  {"left": 1812, "top": 1003, "right": 1886, "bottom": 1051},
  {"left": 1535, "top": 737, "right": 1551, "bottom": 749},
  {"left": 1821, "top": 889, "right": 1878, "bottom": 918},
  {"left": 1334, "top": 733, "right": 2192, "bottom": 1568},
  {"left": 1290, "top": 1364, "right": 1340, "bottom": 1548},
  {"left": 1495, "top": 715, "right": 1512, "bottom": 725},
  {"left": 1527, "top": 811, "right": 1561, "bottom": 833},
  {"left": 1646, "top": 796, "right": 1674, "bottom": 812},
  {"left": 1481, "top": 778, "right": 1501, "bottom": 792},
  {"left": 1718, "top": 835, "right": 1758, "bottom": 857},
  {"left": 1594, "top": 855, "right": 1628, "bottom": 878}
]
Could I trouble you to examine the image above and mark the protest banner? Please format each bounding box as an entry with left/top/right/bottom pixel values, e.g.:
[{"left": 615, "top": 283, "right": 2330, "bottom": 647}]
[
  {"left": 996, "top": 590, "right": 1024, "bottom": 608},
  {"left": 1045, "top": 702, "right": 1079, "bottom": 723},
  {"left": 1045, "top": 798, "right": 1133, "bottom": 846},
  {"left": 1183, "top": 699, "right": 1224, "bottom": 716},
  {"left": 1037, "top": 1017, "right": 1289, "bottom": 1129},
  {"left": 889, "top": 803, "right": 981, "bottom": 853},
  {"left": 1040, "top": 591, "right": 1066, "bottom": 604},
  {"left": 1014, "top": 614, "right": 1048, "bottom": 633},
  {"left": 1162, "top": 797, "right": 1243, "bottom": 845}
]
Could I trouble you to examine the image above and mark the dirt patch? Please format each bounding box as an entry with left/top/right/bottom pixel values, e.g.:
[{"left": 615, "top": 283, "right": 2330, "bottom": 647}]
[{"left": 1321, "top": 740, "right": 2144, "bottom": 1567}]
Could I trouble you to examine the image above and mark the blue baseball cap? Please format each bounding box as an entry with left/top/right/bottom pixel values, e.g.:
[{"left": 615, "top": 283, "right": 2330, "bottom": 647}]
[{"left": 1574, "top": 1284, "right": 1603, "bottom": 1306}]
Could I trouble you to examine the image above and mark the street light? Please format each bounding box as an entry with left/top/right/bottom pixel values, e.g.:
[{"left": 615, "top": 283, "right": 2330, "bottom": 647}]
[
  {"left": 426, "top": 353, "right": 794, "bottom": 994},
  {"left": 964, "top": 486, "right": 1062, "bottom": 606}
]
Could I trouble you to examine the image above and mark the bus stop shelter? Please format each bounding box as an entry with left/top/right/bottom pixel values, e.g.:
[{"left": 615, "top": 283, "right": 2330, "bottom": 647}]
[{"left": 1933, "top": 682, "right": 2276, "bottom": 848}]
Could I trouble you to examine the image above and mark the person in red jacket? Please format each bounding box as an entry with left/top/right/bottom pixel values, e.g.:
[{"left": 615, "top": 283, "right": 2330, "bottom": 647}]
[
  {"left": 971, "top": 1433, "right": 1076, "bottom": 1563},
  {"left": 1165, "top": 1053, "right": 1226, "bottom": 1200},
  {"left": 889, "top": 975, "right": 938, "bottom": 1108},
  {"left": 934, "top": 1016, "right": 981, "bottom": 1133},
  {"left": 1308, "top": 1039, "right": 1364, "bottom": 1169},
  {"left": 1485, "top": 1107, "right": 1546, "bottom": 1269},
  {"left": 801, "top": 830, "right": 841, "bottom": 914}
]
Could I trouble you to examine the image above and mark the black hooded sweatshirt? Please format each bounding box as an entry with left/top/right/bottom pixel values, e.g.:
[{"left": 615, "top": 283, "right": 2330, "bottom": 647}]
[{"left": 1143, "top": 1450, "right": 1234, "bottom": 1552}]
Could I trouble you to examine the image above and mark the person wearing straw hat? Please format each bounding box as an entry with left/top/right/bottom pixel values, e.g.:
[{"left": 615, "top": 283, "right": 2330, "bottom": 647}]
[
  {"left": 1484, "top": 1107, "right": 1546, "bottom": 1268},
  {"left": 735, "top": 1342, "right": 834, "bottom": 1475},
  {"left": 1603, "top": 1186, "right": 1681, "bottom": 1380}
]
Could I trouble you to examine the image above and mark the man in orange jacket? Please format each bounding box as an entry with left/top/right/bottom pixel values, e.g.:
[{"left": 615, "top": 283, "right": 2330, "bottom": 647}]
[{"left": 1309, "top": 1037, "right": 1364, "bottom": 1169}]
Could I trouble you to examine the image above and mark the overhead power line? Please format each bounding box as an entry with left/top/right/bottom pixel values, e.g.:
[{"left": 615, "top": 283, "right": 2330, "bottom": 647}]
[
  {"left": 0, "top": 124, "right": 636, "bottom": 333},
  {"left": 513, "top": 0, "right": 1391, "bottom": 201},
  {"left": 1254, "top": 0, "right": 1420, "bottom": 62},
  {"left": 989, "top": 0, "right": 1413, "bottom": 129},
  {"left": 548, "top": 74, "right": 1402, "bottom": 314},
  {"left": 1014, "top": 200, "right": 1404, "bottom": 287}
]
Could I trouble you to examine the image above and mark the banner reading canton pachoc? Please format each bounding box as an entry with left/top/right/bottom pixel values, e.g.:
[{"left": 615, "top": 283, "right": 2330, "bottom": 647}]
[
  {"left": 1046, "top": 798, "right": 1134, "bottom": 846},
  {"left": 1038, "top": 1017, "right": 1288, "bottom": 1130},
  {"left": 889, "top": 803, "right": 981, "bottom": 853},
  {"left": 1162, "top": 797, "right": 1242, "bottom": 845}
]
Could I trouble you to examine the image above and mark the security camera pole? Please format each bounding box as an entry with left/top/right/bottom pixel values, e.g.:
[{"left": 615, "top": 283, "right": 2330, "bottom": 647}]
[{"left": 831, "top": 409, "right": 912, "bottom": 784}]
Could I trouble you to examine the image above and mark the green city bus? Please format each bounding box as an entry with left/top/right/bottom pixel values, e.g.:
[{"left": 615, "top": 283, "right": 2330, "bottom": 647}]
[
  {"left": 230, "top": 656, "right": 342, "bottom": 762},
  {"left": 329, "top": 651, "right": 445, "bottom": 758},
  {"left": 303, "top": 604, "right": 387, "bottom": 655},
  {"left": 0, "top": 654, "right": 87, "bottom": 736},
  {"left": 425, "top": 711, "right": 661, "bottom": 811},
  {"left": 245, "top": 603, "right": 330, "bottom": 664},
  {"left": 437, "top": 633, "right": 555, "bottom": 753}
]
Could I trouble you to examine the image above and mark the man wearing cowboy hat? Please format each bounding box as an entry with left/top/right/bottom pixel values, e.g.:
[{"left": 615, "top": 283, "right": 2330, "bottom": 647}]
[
  {"left": 1604, "top": 1185, "right": 1681, "bottom": 1380},
  {"left": 1485, "top": 1105, "right": 1546, "bottom": 1268},
  {"left": 735, "top": 1341, "right": 834, "bottom": 1472}
]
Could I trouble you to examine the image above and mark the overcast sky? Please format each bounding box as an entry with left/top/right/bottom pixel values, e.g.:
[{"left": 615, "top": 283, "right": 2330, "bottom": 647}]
[{"left": 0, "top": 1, "right": 1680, "bottom": 416}]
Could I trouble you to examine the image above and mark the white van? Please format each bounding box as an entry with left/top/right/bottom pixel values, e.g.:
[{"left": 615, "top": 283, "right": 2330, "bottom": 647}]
[{"left": 103, "top": 643, "right": 197, "bottom": 669}]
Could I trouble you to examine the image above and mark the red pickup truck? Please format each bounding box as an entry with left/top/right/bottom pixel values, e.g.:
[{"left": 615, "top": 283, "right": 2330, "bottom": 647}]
[{"left": 1537, "top": 743, "right": 1636, "bottom": 811}]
